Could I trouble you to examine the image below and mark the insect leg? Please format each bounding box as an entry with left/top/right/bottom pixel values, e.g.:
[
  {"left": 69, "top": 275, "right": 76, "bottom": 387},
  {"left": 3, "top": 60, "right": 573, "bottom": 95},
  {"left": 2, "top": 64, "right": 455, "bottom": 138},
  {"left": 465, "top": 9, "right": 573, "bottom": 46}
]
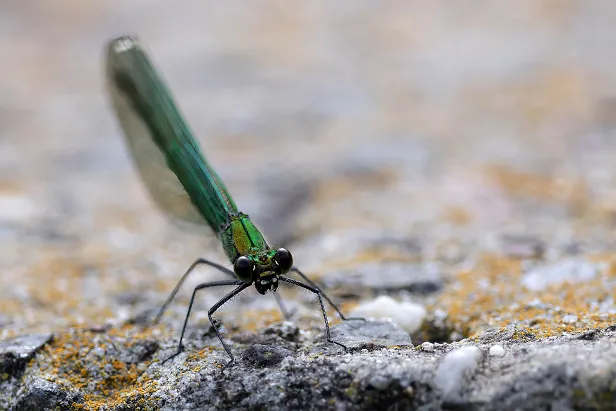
[
  {"left": 154, "top": 258, "right": 235, "bottom": 324},
  {"left": 161, "top": 279, "right": 245, "bottom": 364},
  {"left": 278, "top": 276, "right": 348, "bottom": 353},
  {"left": 273, "top": 290, "right": 293, "bottom": 320},
  {"left": 207, "top": 282, "right": 252, "bottom": 369},
  {"left": 290, "top": 267, "right": 364, "bottom": 322}
]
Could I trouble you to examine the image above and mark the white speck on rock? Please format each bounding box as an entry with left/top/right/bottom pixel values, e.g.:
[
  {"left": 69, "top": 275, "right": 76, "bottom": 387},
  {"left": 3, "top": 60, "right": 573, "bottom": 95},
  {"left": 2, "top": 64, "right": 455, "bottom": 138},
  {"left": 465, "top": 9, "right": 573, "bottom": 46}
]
[
  {"left": 349, "top": 295, "right": 426, "bottom": 334},
  {"left": 489, "top": 345, "right": 505, "bottom": 357},
  {"left": 521, "top": 259, "right": 598, "bottom": 292},
  {"left": 368, "top": 375, "right": 391, "bottom": 390},
  {"left": 527, "top": 298, "right": 548, "bottom": 309},
  {"left": 421, "top": 342, "right": 434, "bottom": 352},
  {"left": 562, "top": 314, "right": 578, "bottom": 324},
  {"left": 434, "top": 346, "right": 483, "bottom": 397}
]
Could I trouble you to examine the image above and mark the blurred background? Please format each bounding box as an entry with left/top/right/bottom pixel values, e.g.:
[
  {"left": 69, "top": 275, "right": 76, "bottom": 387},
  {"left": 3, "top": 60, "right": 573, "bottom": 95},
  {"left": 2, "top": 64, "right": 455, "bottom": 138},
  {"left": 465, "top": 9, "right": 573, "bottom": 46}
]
[{"left": 2, "top": 1, "right": 616, "bottom": 339}]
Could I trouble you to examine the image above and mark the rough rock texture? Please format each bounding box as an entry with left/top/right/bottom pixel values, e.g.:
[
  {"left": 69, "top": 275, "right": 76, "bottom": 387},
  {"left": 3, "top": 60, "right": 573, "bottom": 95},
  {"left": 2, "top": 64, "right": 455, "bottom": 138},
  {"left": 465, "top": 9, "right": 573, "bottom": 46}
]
[
  {"left": 0, "top": 334, "right": 52, "bottom": 379},
  {"left": 2, "top": 1, "right": 616, "bottom": 410},
  {"left": 3, "top": 325, "right": 616, "bottom": 410}
]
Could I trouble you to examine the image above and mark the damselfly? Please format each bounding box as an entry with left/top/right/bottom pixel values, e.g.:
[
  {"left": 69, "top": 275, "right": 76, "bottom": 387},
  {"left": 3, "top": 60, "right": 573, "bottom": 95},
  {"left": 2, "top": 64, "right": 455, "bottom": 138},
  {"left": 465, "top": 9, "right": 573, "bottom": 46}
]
[{"left": 106, "top": 36, "right": 358, "bottom": 366}]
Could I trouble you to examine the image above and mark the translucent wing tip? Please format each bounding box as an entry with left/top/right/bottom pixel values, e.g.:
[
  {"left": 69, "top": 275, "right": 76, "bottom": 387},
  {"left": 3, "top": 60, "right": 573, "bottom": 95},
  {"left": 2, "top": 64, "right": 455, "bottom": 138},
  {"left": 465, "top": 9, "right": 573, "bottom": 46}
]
[
  {"left": 108, "top": 35, "right": 140, "bottom": 52},
  {"left": 107, "top": 35, "right": 143, "bottom": 66}
]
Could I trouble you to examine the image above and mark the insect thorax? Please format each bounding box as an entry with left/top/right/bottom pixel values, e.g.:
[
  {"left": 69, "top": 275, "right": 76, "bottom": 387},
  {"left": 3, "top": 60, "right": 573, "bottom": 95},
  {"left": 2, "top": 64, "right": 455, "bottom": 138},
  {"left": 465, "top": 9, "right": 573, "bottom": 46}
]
[{"left": 220, "top": 212, "right": 269, "bottom": 263}]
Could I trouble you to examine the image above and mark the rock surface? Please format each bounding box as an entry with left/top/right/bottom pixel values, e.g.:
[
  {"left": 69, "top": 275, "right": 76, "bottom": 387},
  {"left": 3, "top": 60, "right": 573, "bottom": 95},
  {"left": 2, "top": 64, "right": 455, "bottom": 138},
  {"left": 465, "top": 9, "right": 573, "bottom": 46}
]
[
  {"left": 2, "top": 1, "right": 616, "bottom": 410},
  {"left": 3, "top": 325, "right": 616, "bottom": 410},
  {"left": 0, "top": 334, "right": 52, "bottom": 379}
]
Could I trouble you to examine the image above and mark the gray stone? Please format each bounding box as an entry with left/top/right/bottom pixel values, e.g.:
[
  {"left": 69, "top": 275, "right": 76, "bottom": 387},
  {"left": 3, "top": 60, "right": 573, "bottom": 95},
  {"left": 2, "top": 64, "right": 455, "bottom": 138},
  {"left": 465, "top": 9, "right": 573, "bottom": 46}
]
[
  {"left": 263, "top": 321, "right": 300, "bottom": 341},
  {"left": 11, "top": 379, "right": 82, "bottom": 411},
  {"left": 1, "top": 317, "right": 616, "bottom": 410},
  {"left": 241, "top": 344, "right": 292, "bottom": 368},
  {"left": 0, "top": 334, "right": 52, "bottom": 378},
  {"left": 327, "top": 262, "right": 443, "bottom": 295},
  {"left": 125, "top": 339, "right": 160, "bottom": 363},
  {"left": 327, "top": 319, "right": 412, "bottom": 351}
]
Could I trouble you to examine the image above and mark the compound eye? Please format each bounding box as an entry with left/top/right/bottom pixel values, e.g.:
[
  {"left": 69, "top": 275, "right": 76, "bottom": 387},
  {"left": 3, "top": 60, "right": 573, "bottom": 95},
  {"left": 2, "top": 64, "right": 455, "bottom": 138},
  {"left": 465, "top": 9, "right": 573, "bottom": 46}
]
[
  {"left": 233, "top": 256, "right": 253, "bottom": 281},
  {"left": 275, "top": 248, "right": 293, "bottom": 273}
]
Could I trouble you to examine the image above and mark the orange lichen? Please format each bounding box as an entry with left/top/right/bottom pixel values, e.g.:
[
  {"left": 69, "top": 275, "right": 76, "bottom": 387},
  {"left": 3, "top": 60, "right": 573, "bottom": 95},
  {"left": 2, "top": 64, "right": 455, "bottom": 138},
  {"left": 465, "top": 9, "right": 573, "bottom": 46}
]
[
  {"left": 0, "top": 252, "right": 170, "bottom": 337},
  {"left": 432, "top": 253, "right": 616, "bottom": 341},
  {"left": 235, "top": 308, "right": 284, "bottom": 332},
  {"left": 486, "top": 165, "right": 588, "bottom": 208},
  {"left": 442, "top": 206, "right": 473, "bottom": 225},
  {"left": 30, "top": 326, "right": 161, "bottom": 410},
  {"left": 188, "top": 347, "right": 212, "bottom": 360}
]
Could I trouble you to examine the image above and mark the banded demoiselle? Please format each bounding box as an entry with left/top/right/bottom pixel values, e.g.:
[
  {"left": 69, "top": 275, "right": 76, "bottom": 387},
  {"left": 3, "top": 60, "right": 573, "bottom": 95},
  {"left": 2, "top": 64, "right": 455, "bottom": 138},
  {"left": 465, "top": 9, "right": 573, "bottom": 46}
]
[{"left": 105, "top": 35, "right": 358, "bottom": 367}]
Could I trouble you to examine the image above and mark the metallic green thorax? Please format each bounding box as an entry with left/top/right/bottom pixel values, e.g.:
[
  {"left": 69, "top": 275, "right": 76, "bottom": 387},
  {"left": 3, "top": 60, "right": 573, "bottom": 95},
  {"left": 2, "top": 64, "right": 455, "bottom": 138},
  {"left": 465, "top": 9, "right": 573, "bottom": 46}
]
[
  {"left": 220, "top": 213, "right": 268, "bottom": 261},
  {"left": 106, "top": 36, "right": 272, "bottom": 267},
  {"left": 221, "top": 213, "right": 278, "bottom": 280}
]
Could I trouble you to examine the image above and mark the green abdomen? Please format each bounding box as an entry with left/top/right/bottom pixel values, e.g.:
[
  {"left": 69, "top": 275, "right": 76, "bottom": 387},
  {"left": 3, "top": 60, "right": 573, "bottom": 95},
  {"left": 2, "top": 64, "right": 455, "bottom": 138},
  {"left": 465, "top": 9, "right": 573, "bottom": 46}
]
[{"left": 220, "top": 213, "right": 269, "bottom": 262}]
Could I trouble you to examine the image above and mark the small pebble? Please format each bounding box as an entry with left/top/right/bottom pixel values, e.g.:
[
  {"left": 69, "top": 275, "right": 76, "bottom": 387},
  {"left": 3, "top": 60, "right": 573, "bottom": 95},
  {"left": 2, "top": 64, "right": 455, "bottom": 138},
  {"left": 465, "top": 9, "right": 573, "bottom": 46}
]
[
  {"left": 489, "top": 345, "right": 505, "bottom": 357},
  {"left": 562, "top": 315, "right": 578, "bottom": 324},
  {"left": 434, "top": 346, "right": 483, "bottom": 397},
  {"left": 349, "top": 295, "right": 426, "bottom": 334},
  {"left": 421, "top": 342, "right": 435, "bottom": 352}
]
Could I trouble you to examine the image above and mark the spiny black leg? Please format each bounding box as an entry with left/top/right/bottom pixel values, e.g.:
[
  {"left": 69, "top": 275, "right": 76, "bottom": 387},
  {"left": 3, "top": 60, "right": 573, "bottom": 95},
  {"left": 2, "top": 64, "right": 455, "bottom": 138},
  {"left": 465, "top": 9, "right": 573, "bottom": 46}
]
[
  {"left": 290, "top": 267, "right": 364, "bottom": 322},
  {"left": 154, "top": 258, "right": 235, "bottom": 324},
  {"left": 278, "top": 276, "right": 348, "bottom": 353},
  {"left": 208, "top": 282, "right": 252, "bottom": 370},
  {"left": 273, "top": 291, "right": 293, "bottom": 320},
  {"left": 161, "top": 280, "right": 245, "bottom": 364}
]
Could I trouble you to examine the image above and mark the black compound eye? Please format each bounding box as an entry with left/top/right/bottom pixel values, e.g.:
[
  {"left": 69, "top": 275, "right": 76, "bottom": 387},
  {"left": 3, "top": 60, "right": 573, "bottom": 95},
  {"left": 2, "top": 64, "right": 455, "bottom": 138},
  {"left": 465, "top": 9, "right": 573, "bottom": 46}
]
[
  {"left": 275, "top": 248, "right": 293, "bottom": 273},
  {"left": 233, "top": 256, "right": 253, "bottom": 281}
]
